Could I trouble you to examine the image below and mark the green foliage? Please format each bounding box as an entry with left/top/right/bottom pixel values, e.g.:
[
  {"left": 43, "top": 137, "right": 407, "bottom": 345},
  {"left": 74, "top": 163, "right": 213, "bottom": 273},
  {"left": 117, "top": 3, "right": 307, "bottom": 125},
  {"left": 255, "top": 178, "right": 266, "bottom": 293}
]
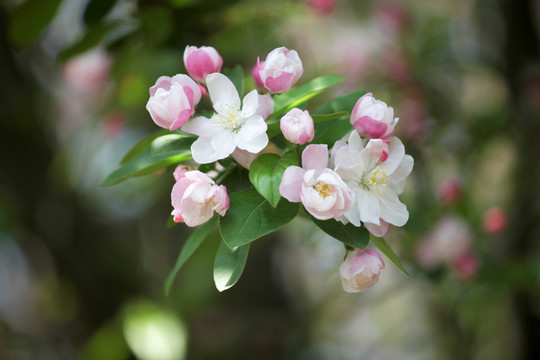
[
  {"left": 311, "top": 217, "right": 370, "bottom": 249},
  {"left": 222, "top": 66, "right": 245, "bottom": 97},
  {"left": 312, "top": 90, "right": 365, "bottom": 146},
  {"left": 213, "top": 240, "right": 250, "bottom": 292},
  {"left": 140, "top": 6, "right": 173, "bottom": 43},
  {"left": 83, "top": 0, "right": 116, "bottom": 26},
  {"left": 370, "top": 234, "right": 409, "bottom": 276},
  {"left": 164, "top": 216, "right": 217, "bottom": 295},
  {"left": 120, "top": 131, "right": 169, "bottom": 165},
  {"left": 58, "top": 22, "right": 120, "bottom": 62},
  {"left": 271, "top": 75, "right": 345, "bottom": 118},
  {"left": 9, "top": 0, "right": 64, "bottom": 47},
  {"left": 248, "top": 151, "right": 298, "bottom": 207},
  {"left": 219, "top": 189, "right": 299, "bottom": 248},
  {"left": 150, "top": 133, "right": 196, "bottom": 157}
]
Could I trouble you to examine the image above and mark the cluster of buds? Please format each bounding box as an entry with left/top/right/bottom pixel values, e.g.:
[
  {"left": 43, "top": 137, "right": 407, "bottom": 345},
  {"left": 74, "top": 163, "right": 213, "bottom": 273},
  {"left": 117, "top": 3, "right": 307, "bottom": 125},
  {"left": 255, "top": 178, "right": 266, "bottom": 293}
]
[{"left": 144, "top": 45, "right": 414, "bottom": 293}]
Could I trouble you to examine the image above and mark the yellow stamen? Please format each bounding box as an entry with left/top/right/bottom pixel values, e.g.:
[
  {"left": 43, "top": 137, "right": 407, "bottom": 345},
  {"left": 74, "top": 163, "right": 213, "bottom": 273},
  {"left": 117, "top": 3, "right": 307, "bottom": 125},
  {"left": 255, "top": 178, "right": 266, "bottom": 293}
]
[
  {"left": 366, "top": 167, "right": 389, "bottom": 194},
  {"left": 213, "top": 103, "right": 242, "bottom": 131},
  {"left": 315, "top": 182, "right": 332, "bottom": 198}
]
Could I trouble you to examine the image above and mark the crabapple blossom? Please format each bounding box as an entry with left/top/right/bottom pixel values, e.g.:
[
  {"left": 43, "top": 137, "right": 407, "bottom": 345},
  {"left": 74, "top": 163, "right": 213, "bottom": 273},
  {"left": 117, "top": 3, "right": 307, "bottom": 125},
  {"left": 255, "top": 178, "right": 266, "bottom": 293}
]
[
  {"left": 183, "top": 46, "right": 223, "bottom": 83},
  {"left": 339, "top": 249, "right": 385, "bottom": 293},
  {"left": 251, "top": 62, "right": 265, "bottom": 91},
  {"left": 171, "top": 170, "right": 229, "bottom": 227},
  {"left": 333, "top": 131, "right": 413, "bottom": 235},
  {"left": 182, "top": 73, "right": 269, "bottom": 164},
  {"left": 232, "top": 142, "right": 282, "bottom": 169},
  {"left": 173, "top": 165, "right": 194, "bottom": 181},
  {"left": 146, "top": 75, "right": 201, "bottom": 130},
  {"left": 258, "top": 47, "right": 303, "bottom": 93},
  {"left": 279, "top": 144, "right": 354, "bottom": 220},
  {"left": 280, "top": 108, "right": 315, "bottom": 144},
  {"left": 350, "top": 93, "right": 398, "bottom": 139}
]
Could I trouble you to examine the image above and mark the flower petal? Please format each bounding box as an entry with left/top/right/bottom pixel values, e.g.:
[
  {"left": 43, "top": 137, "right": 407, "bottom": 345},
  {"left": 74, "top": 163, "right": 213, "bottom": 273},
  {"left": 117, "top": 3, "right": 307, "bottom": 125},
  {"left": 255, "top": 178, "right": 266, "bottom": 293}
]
[
  {"left": 378, "top": 190, "right": 409, "bottom": 226},
  {"left": 379, "top": 137, "right": 405, "bottom": 175},
  {"left": 206, "top": 73, "right": 241, "bottom": 115},
  {"left": 302, "top": 144, "right": 329, "bottom": 172},
  {"left": 241, "top": 90, "right": 259, "bottom": 118},
  {"left": 279, "top": 166, "right": 305, "bottom": 202}
]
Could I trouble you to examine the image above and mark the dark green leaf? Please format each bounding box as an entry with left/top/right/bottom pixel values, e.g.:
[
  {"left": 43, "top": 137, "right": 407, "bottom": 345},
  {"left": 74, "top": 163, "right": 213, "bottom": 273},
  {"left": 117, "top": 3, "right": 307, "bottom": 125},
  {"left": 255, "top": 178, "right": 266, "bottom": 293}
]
[
  {"left": 312, "top": 90, "right": 366, "bottom": 146},
  {"left": 219, "top": 189, "right": 299, "bottom": 248},
  {"left": 312, "top": 111, "right": 349, "bottom": 123},
  {"left": 58, "top": 22, "right": 118, "bottom": 62},
  {"left": 140, "top": 6, "right": 173, "bottom": 43},
  {"left": 222, "top": 65, "right": 244, "bottom": 97},
  {"left": 370, "top": 234, "right": 409, "bottom": 276},
  {"left": 84, "top": 0, "right": 116, "bottom": 25},
  {"left": 272, "top": 76, "right": 345, "bottom": 117},
  {"left": 164, "top": 216, "right": 217, "bottom": 295},
  {"left": 150, "top": 133, "right": 196, "bottom": 157},
  {"left": 249, "top": 151, "right": 298, "bottom": 207},
  {"left": 9, "top": 0, "right": 64, "bottom": 47},
  {"left": 120, "top": 130, "right": 169, "bottom": 165},
  {"left": 213, "top": 240, "right": 250, "bottom": 292},
  {"left": 101, "top": 147, "right": 190, "bottom": 186},
  {"left": 311, "top": 217, "right": 370, "bottom": 249}
]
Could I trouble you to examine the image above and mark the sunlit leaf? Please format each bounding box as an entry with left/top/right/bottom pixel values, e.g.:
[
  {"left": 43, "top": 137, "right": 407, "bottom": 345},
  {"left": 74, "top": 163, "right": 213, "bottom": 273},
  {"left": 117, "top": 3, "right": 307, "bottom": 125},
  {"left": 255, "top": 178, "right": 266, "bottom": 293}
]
[
  {"left": 164, "top": 216, "right": 217, "bottom": 295},
  {"left": 150, "top": 133, "right": 196, "bottom": 157},
  {"left": 219, "top": 189, "right": 299, "bottom": 248},
  {"left": 120, "top": 130, "right": 169, "bottom": 165},
  {"left": 370, "top": 234, "right": 409, "bottom": 276},
  {"left": 272, "top": 75, "right": 345, "bottom": 117},
  {"left": 213, "top": 240, "right": 250, "bottom": 292}
]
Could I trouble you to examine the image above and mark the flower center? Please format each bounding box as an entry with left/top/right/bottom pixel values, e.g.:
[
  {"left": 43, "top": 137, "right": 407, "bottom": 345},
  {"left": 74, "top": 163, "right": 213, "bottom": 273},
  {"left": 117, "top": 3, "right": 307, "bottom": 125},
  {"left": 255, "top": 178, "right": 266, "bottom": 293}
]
[
  {"left": 364, "top": 167, "right": 389, "bottom": 194},
  {"left": 314, "top": 182, "right": 332, "bottom": 198},
  {"left": 213, "top": 103, "right": 243, "bottom": 132}
]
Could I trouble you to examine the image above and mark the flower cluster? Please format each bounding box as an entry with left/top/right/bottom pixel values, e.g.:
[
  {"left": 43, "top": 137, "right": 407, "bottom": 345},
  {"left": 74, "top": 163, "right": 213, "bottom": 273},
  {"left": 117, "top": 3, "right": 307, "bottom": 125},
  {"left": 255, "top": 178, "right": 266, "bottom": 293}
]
[{"left": 141, "top": 45, "right": 414, "bottom": 293}]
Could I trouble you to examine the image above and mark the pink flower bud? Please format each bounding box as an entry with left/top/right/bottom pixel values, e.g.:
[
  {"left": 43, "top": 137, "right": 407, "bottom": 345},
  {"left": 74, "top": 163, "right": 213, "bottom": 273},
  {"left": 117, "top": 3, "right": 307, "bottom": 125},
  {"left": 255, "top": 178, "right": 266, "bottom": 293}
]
[
  {"left": 436, "top": 177, "right": 462, "bottom": 204},
  {"left": 183, "top": 45, "right": 223, "bottom": 83},
  {"left": 339, "top": 249, "right": 385, "bottom": 293},
  {"left": 173, "top": 165, "right": 194, "bottom": 181},
  {"left": 280, "top": 108, "right": 314, "bottom": 144},
  {"left": 146, "top": 74, "right": 201, "bottom": 130},
  {"left": 452, "top": 251, "right": 479, "bottom": 280},
  {"left": 171, "top": 170, "right": 229, "bottom": 227},
  {"left": 251, "top": 62, "right": 265, "bottom": 91},
  {"left": 483, "top": 206, "right": 507, "bottom": 233},
  {"left": 350, "top": 93, "right": 398, "bottom": 139},
  {"left": 258, "top": 47, "right": 303, "bottom": 93}
]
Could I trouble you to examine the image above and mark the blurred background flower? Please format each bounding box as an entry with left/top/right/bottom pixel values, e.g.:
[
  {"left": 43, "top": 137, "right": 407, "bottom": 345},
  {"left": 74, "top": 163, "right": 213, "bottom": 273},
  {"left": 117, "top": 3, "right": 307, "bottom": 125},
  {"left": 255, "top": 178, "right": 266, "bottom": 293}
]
[{"left": 1, "top": 0, "right": 539, "bottom": 359}]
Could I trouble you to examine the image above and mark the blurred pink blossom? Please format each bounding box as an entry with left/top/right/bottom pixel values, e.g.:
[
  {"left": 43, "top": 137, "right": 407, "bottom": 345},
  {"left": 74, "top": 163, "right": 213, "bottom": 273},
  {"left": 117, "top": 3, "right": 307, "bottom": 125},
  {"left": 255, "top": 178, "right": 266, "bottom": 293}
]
[
  {"left": 483, "top": 206, "right": 507, "bottom": 233},
  {"left": 306, "top": 0, "right": 336, "bottom": 15},
  {"left": 452, "top": 251, "right": 479, "bottom": 280},
  {"left": 339, "top": 249, "right": 385, "bottom": 293},
  {"left": 63, "top": 48, "right": 111, "bottom": 91},
  {"left": 436, "top": 177, "right": 462, "bottom": 204}
]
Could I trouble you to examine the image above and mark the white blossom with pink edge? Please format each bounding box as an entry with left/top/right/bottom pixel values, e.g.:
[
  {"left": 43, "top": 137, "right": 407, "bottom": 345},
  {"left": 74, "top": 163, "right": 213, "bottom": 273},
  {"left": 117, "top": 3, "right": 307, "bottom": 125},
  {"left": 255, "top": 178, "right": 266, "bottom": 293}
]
[
  {"left": 146, "top": 75, "right": 201, "bottom": 131},
  {"left": 258, "top": 47, "right": 303, "bottom": 93},
  {"left": 350, "top": 93, "right": 398, "bottom": 139},
  {"left": 183, "top": 46, "right": 223, "bottom": 83},
  {"left": 279, "top": 145, "right": 354, "bottom": 220},
  {"left": 333, "top": 131, "right": 413, "bottom": 236},
  {"left": 280, "top": 108, "right": 314, "bottom": 145},
  {"left": 182, "top": 73, "right": 269, "bottom": 164},
  {"left": 340, "top": 248, "right": 385, "bottom": 293},
  {"left": 171, "top": 170, "right": 229, "bottom": 227}
]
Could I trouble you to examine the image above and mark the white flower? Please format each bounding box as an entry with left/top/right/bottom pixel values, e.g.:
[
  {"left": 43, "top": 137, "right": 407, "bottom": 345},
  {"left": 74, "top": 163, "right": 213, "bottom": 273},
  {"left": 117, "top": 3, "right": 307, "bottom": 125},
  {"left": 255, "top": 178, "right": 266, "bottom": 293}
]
[
  {"left": 182, "top": 73, "right": 269, "bottom": 164},
  {"left": 333, "top": 131, "right": 413, "bottom": 235}
]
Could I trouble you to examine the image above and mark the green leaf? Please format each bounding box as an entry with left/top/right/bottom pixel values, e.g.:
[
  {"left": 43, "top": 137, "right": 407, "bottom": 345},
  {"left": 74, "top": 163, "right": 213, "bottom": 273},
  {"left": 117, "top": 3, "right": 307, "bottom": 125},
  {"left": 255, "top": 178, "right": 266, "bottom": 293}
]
[
  {"left": 164, "top": 216, "right": 217, "bottom": 295},
  {"left": 120, "top": 130, "right": 169, "bottom": 165},
  {"left": 150, "top": 133, "right": 196, "bottom": 157},
  {"left": 213, "top": 240, "right": 250, "bottom": 292},
  {"left": 219, "top": 189, "right": 300, "bottom": 248},
  {"left": 312, "top": 90, "right": 366, "bottom": 146},
  {"left": 58, "top": 22, "right": 118, "bottom": 62},
  {"left": 311, "top": 217, "right": 370, "bottom": 249},
  {"left": 140, "top": 6, "right": 173, "bottom": 43},
  {"left": 312, "top": 111, "right": 349, "bottom": 123},
  {"left": 249, "top": 151, "right": 298, "bottom": 207},
  {"left": 272, "top": 76, "right": 345, "bottom": 117},
  {"left": 9, "top": 0, "right": 64, "bottom": 47},
  {"left": 101, "top": 148, "right": 190, "bottom": 186},
  {"left": 83, "top": 0, "right": 116, "bottom": 25},
  {"left": 370, "top": 234, "right": 409, "bottom": 276},
  {"left": 222, "top": 65, "right": 244, "bottom": 97}
]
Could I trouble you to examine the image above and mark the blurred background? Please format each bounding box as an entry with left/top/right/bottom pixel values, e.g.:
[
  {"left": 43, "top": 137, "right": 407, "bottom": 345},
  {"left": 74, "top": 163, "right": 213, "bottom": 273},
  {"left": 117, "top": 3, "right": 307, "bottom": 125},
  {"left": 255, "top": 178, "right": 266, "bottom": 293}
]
[{"left": 1, "top": 0, "right": 540, "bottom": 359}]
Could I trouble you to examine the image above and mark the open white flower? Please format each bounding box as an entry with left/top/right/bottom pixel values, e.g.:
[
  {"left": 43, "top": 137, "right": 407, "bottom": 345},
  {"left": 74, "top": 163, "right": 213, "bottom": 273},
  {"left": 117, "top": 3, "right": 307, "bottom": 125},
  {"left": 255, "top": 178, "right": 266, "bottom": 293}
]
[
  {"left": 182, "top": 73, "right": 270, "bottom": 164},
  {"left": 333, "top": 131, "right": 413, "bottom": 235}
]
